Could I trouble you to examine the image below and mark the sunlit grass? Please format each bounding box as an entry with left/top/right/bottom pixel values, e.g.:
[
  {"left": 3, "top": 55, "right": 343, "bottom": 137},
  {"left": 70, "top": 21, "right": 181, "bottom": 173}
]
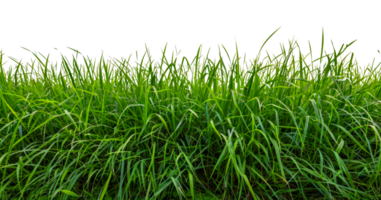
[{"left": 1, "top": 33, "right": 381, "bottom": 199}]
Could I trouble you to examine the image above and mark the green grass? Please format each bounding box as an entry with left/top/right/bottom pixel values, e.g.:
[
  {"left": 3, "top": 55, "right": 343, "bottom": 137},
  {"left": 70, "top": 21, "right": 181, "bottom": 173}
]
[{"left": 1, "top": 35, "right": 381, "bottom": 199}]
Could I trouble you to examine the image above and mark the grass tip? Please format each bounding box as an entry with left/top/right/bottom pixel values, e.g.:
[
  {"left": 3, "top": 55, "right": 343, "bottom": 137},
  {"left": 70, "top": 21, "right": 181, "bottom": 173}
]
[
  {"left": 98, "top": 46, "right": 106, "bottom": 54},
  {"left": 231, "top": 31, "right": 238, "bottom": 43}
]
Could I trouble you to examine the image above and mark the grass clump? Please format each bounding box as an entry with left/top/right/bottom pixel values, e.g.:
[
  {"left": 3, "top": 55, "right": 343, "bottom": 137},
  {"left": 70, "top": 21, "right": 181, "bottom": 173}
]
[{"left": 1, "top": 37, "right": 381, "bottom": 199}]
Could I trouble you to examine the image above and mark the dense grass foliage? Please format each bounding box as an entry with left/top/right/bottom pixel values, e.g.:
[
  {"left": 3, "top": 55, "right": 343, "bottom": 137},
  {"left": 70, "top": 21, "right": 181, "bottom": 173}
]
[{"left": 1, "top": 39, "right": 381, "bottom": 199}]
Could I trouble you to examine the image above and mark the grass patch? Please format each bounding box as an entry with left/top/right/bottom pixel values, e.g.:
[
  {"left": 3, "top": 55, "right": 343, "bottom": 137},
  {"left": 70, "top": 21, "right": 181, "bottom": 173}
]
[{"left": 1, "top": 36, "right": 381, "bottom": 199}]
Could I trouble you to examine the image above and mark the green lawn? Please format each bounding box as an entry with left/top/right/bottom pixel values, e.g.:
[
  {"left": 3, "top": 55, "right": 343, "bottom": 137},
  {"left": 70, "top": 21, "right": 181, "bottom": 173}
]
[{"left": 1, "top": 35, "right": 381, "bottom": 199}]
